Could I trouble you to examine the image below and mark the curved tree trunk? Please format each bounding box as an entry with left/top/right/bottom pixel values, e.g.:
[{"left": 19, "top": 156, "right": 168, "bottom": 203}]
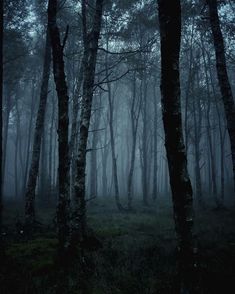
[{"left": 158, "top": 0, "right": 195, "bottom": 291}]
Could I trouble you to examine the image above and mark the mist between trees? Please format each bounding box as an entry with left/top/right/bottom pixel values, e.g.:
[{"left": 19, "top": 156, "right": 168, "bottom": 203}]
[{"left": 2, "top": 0, "right": 235, "bottom": 209}]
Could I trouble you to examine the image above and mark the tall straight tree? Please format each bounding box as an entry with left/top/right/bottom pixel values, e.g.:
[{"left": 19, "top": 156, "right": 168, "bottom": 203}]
[
  {"left": 0, "top": 0, "right": 3, "bottom": 250},
  {"left": 158, "top": 0, "right": 194, "bottom": 290},
  {"left": 48, "top": 0, "right": 70, "bottom": 250},
  {"left": 206, "top": 0, "right": 235, "bottom": 192},
  {"left": 24, "top": 28, "right": 51, "bottom": 229},
  {"left": 72, "top": 0, "right": 104, "bottom": 243}
]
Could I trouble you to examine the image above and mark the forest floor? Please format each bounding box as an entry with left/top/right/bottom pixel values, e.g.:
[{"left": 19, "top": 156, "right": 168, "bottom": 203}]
[{"left": 1, "top": 195, "right": 235, "bottom": 293}]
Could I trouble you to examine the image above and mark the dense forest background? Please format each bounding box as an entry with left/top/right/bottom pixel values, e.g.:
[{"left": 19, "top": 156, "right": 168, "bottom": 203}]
[{"left": 0, "top": 0, "right": 235, "bottom": 293}]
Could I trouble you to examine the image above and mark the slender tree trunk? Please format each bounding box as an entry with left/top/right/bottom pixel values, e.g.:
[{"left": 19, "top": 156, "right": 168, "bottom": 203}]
[
  {"left": 48, "top": 94, "right": 55, "bottom": 196},
  {"left": 207, "top": 0, "right": 235, "bottom": 192},
  {"left": 0, "top": 0, "right": 3, "bottom": 250},
  {"left": 15, "top": 94, "right": 25, "bottom": 197},
  {"left": 2, "top": 86, "right": 12, "bottom": 193},
  {"left": 105, "top": 39, "right": 123, "bottom": 211},
  {"left": 72, "top": 0, "right": 104, "bottom": 242},
  {"left": 24, "top": 28, "right": 51, "bottom": 228},
  {"left": 107, "top": 83, "right": 123, "bottom": 210},
  {"left": 141, "top": 78, "right": 148, "bottom": 205},
  {"left": 184, "top": 23, "right": 195, "bottom": 155},
  {"left": 101, "top": 127, "right": 108, "bottom": 198},
  {"left": 39, "top": 128, "right": 47, "bottom": 201},
  {"left": 158, "top": 0, "right": 195, "bottom": 291},
  {"left": 192, "top": 92, "right": 203, "bottom": 205},
  {"left": 201, "top": 37, "right": 218, "bottom": 197},
  {"left": 23, "top": 81, "right": 35, "bottom": 195},
  {"left": 14, "top": 97, "right": 20, "bottom": 201},
  {"left": 48, "top": 0, "right": 71, "bottom": 250},
  {"left": 207, "top": 50, "right": 226, "bottom": 205},
  {"left": 152, "top": 82, "right": 158, "bottom": 201},
  {"left": 127, "top": 72, "right": 141, "bottom": 210},
  {"left": 89, "top": 98, "right": 101, "bottom": 198}
]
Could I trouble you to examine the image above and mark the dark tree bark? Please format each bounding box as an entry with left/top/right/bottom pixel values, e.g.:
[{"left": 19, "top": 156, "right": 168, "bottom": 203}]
[
  {"left": 206, "top": 0, "right": 235, "bottom": 192},
  {"left": 72, "top": 0, "right": 104, "bottom": 242},
  {"left": 48, "top": 0, "right": 70, "bottom": 249},
  {"left": 158, "top": 0, "right": 194, "bottom": 291},
  {"left": 0, "top": 0, "right": 3, "bottom": 252},
  {"left": 24, "top": 28, "right": 51, "bottom": 228},
  {"left": 48, "top": 93, "right": 55, "bottom": 195}
]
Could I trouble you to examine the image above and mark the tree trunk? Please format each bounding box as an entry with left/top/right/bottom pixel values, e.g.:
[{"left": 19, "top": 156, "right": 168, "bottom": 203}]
[
  {"left": 14, "top": 97, "right": 20, "bottom": 201},
  {"left": 39, "top": 128, "right": 47, "bottom": 201},
  {"left": 70, "top": 55, "right": 84, "bottom": 201},
  {"left": 207, "top": 0, "right": 235, "bottom": 192},
  {"left": 104, "top": 37, "right": 123, "bottom": 211},
  {"left": 23, "top": 80, "right": 35, "bottom": 196},
  {"left": 127, "top": 71, "right": 141, "bottom": 209},
  {"left": 72, "top": 0, "right": 104, "bottom": 243},
  {"left": 158, "top": 0, "right": 195, "bottom": 291},
  {"left": 24, "top": 28, "right": 51, "bottom": 228},
  {"left": 89, "top": 97, "right": 101, "bottom": 199},
  {"left": 191, "top": 67, "right": 203, "bottom": 206},
  {"left": 152, "top": 81, "right": 158, "bottom": 201},
  {"left": 141, "top": 78, "right": 148, "bottom": 205},
  {"left": 207, "top": 50, "right": 226, "bottom": 205},
  {"left": 101, "top": 125, "right": 108, "bottom": 198},
  {"left": 0, "top": 0, "right": 3, "bottom": 251},
  {"left": 48, "top": 0, "right": 70, "bottom": 249},
  {"left": 201, "top": 36, "right": 218, "bottom": 197},
  {"left": 48, "top": 93, "right": 55, "bottom": 196}
]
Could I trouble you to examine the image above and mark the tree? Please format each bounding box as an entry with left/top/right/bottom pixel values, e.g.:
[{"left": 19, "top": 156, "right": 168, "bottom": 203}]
[
  {"left": 127, "top": 70, "right": 141, "bottom": 209},
  {"left": 152, "top": 79, "right": 159, "bottom": 201},
  {"left": 71, "top": 0, "right": 104, "bottom": 243},
  {"left": 0, "top": 0, "right": 3, "bottom": 252},
  {"left": 24, "top": 28, "right": 51, "bottom": 229},
  {"left": 158, "top": 0, "right": 194, "bottom": 291},
  {"left": 48, "top": 0, "right": 70, "bottom": 250},
  {"left": 105, "top": 54, "right": 124, "bottom": 211},
  {"left": 206, "top": 0, "right": 235, "bottom": 192}
]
